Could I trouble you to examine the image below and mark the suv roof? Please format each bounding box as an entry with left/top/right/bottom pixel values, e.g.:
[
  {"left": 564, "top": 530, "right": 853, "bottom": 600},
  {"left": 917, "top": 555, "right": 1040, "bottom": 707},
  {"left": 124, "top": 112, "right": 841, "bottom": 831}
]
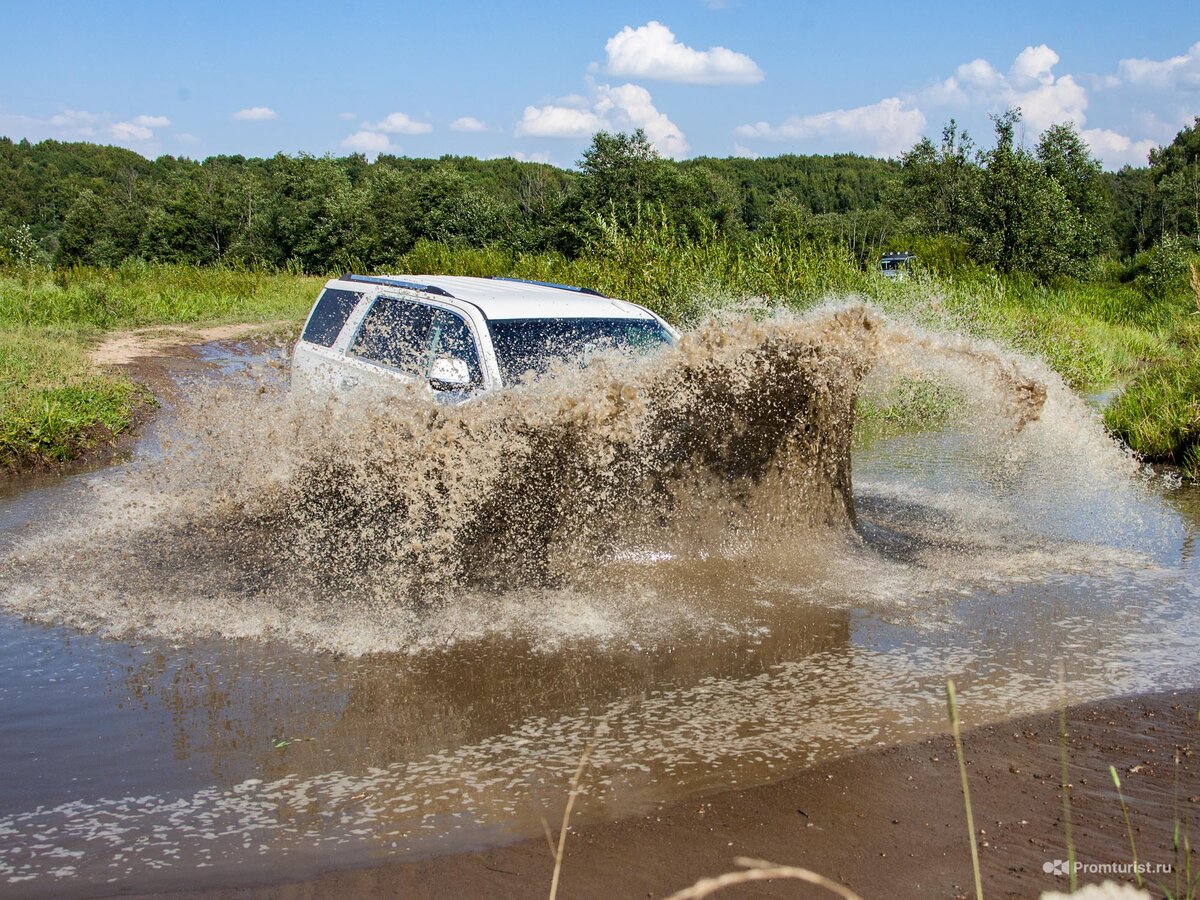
[{"left": 335, "top": 274, "right": 656, "bottom": 322}]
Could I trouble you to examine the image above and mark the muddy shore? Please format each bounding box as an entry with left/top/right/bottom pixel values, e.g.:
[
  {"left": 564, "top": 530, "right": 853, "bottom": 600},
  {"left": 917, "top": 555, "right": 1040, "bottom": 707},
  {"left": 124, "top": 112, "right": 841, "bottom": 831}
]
[{"left": 147, "top": 689, "right": 1198, "bottom": 900}]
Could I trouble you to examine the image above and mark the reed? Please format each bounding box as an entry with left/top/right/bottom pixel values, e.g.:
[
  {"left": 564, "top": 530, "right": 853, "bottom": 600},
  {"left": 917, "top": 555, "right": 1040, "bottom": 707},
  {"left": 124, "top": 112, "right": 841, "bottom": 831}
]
[
  {"left": 663, "top": 857, "right": 863, "bottom": 900},
  {"left": 547, "top": 728, "right": 600, "bottom": 900},
  {"left": 1110, "top": 765, "right": 1144, "bottom": 888},
  {"left": 946, "top": 679, "right": 985, "bottom": 900},
  {"left": 1058, "top": 662, "right": 1078, "bottom": 893}
]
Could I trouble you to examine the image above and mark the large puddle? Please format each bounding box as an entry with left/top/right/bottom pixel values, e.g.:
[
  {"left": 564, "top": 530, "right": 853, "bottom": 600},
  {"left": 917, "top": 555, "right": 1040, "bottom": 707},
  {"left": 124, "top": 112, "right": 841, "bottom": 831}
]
[{"left": 1, "top": 311, "right": 1198, "bottom": 897}]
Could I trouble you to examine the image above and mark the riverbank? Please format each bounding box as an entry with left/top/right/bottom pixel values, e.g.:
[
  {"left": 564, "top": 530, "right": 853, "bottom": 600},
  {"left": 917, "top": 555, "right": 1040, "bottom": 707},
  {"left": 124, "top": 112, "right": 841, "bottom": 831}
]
[{"left": 161, "top": 689, "right": 1198, "bottom": 900}]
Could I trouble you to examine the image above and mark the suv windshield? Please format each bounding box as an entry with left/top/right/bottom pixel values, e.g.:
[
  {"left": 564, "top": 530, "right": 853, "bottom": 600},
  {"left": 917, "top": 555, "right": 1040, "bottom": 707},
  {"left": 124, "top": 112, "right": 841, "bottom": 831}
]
[{"left": 488, "top": 317, "right": 673, "bottom": 384}]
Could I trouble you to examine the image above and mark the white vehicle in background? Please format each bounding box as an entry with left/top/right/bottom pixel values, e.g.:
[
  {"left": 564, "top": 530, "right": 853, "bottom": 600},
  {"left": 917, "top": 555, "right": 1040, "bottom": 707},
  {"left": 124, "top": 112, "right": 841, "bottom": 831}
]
[
  {"left": 291, "top": 275, "right": 679, "bottom": 402},
  {"left": 880, "top": 251, "right": 915, "bottom": 280}
]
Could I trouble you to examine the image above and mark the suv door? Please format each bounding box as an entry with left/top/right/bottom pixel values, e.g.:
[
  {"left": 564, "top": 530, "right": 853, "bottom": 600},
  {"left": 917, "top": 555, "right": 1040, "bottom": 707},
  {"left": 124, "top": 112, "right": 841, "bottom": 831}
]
[{"left": 346, "top": 294, "right": 484, "bottom": 395}]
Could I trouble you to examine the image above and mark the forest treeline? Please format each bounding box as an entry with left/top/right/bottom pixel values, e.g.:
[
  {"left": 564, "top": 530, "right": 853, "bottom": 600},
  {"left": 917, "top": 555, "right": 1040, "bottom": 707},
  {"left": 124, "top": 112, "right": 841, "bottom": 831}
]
[{"left": 1, "top": 110, "right": 1198, "bottom": 282}]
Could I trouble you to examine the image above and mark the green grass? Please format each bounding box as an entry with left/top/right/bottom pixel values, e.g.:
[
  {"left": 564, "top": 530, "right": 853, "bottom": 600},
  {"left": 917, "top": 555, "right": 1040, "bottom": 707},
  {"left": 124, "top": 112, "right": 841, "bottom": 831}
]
[
  {"left": 855, "top": 376, "right": 966, "bottom": 444},
  {"left": 0, "top": 262, "right": 321, "bottom": 331},
  {"left": 1104, "top": 318, "right": 1200, "bottom": 479},
  {"left": 0, "top": 328, "right": 142, "bottom": 470}
]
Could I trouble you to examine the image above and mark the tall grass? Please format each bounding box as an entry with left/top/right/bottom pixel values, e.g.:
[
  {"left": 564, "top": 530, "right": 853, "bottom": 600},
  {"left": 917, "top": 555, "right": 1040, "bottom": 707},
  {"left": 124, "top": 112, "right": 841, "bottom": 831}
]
[
  {"left": 0, "top": 262, "right": 321, "bottom": 332},
  {"left": 390, "top": 226, "right": 1180, "bottom": 390},
  {"left": 0, "top": 263, "right": 318, "bottom": 469},
  {"left": 1058, "top": 663, "right": 1078, "bottom": 894},
  {"left": 1110, "top": 765, "right": 1143, "bottom": 888}
]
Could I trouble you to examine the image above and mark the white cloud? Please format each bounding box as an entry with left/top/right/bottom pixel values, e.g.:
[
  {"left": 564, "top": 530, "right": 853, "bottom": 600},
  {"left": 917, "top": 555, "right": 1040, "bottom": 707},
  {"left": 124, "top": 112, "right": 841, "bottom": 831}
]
[
  {"left": 232, "top": 106, "right": 277, "bottom": 122},
  {"left": 1018, "top": 76, "right": 1088, "bottom": 132},
  {"left": 907, "top": 43, "right": 1177, "bottom": 170},
  {"left": 1116, "top": 41, "right": 1200, "bottom": 91},
  {"left": 46, "top": 108, "right": 100, "bottom": 136},
  {"left": 737, "top": 97, "right": 926, "bottom": 157},
  {"left": 110, "top": 113, "right": 170, "bottom": 143},
  {"left": 365, "top": 111, "right": 432, "bottom": 134},
  {"left": 604, "top": 20, "right": 762, "bottom": 85},
  {"left": 926, "top": 45, "right": 1087, "bottom": 132},
  {"left": 1010, "top": 45, "right": 1060, "bottom": 85},
  {"left": 515, "top": 83, "right": 689, "bottom": 157},
  {"left": 0, "top": 106, "right": 173, "bottom": 152},
  {"left": 598, "top": 84, "right": 689, "bottom": 156},
  {"left": 341, "top": 130, "right": 394, "bottom": 156},
  {"left": 510, "top": 150, "right": 553, "bottom": 164},
  {"left": 732, "top": 143, "right": 759, "bottom": 159},
  {"left": 450, "top": 116, "right": 487, "bottom": 132},
  {"left": 338, "top": 111, "right": 357, "bottom": 121},
  {"left": 516, "top": 104, "right": 606, "bottom": 139},
  {"left": 1080, "top": 128, "right": 1157, "bottom": 168},
  {"left": 110, "top": 121, "right": 154, "bottom": 142}
]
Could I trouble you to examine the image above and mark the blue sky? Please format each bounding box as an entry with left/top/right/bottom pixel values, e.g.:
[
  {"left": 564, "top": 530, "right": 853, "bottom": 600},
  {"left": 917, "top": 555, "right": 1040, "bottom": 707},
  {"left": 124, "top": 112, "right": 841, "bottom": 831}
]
[{"left": 1, "top": 0, "right": 1197, "bottom": 169}]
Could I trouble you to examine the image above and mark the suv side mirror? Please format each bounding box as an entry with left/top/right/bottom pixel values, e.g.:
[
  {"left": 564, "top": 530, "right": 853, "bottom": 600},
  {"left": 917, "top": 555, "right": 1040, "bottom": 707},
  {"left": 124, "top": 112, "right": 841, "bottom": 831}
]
[{"left": 429, "top": 356, "right": 471, "bottom": 391}]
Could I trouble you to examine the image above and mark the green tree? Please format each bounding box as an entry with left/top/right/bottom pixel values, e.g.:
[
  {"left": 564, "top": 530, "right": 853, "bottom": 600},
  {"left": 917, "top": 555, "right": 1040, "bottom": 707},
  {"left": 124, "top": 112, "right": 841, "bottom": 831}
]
[
  {"left": 405, "top": 166, "right": 508, "bottom": 248},
  {"left": 57, "top": 188, "right": 128, "bottom": 265},
  {"left": 1108, "top": 165, "right": 1159, "bottom": 255},
  {"left": 1036, "top": 122, "right": 1112, "bottom": 256},
  {"left": 256, "top": 154, "right": 369, "bottom": 271},
  {"left": 894, "top": 120, "right": 979, "bottom": 234},
  {"left": 969, "top": 110, "right": 1082, "bottom": 279},
  {"left": 1150, "top": 116, "right": 1200, "bottom": 240}
]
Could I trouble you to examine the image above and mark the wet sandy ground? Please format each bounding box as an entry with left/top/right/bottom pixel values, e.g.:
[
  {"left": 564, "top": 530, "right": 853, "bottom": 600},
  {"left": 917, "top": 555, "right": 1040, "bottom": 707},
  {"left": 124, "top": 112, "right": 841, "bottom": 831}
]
[
  {"left": 166, "top": 689, "right": 1199, "bottom": 900},
  {"left": 89, "top": 323, "right": 294, "bottom": 368}
]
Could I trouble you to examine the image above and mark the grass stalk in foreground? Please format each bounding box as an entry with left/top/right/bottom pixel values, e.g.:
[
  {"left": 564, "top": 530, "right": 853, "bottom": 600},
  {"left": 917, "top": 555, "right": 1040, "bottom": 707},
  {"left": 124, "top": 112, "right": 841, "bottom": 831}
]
[
  {"left": 1110, "top": 764, "right": 1144, "bottom": 888},
  {"left": 663, "top": 857, "right": 863, "bottom": 900},
  {"left": 548, "top": 730, "right": 599, "bottom": 900},
  {"left": 1166, "top": 711, "right": 1200, "bottom": 900},
  {"left": 1058, "top": 662, "right": 1078, "bottom": 893},
  {"left": 946, "top": 679, "right": 985, "bottom": 900}
]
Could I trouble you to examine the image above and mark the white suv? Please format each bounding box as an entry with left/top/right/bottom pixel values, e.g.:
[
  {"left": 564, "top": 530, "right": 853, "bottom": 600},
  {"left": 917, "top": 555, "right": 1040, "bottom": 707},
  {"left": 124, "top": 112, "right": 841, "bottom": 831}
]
[{"left": 291, "top": 274, "right": 679, "bottom": 401}]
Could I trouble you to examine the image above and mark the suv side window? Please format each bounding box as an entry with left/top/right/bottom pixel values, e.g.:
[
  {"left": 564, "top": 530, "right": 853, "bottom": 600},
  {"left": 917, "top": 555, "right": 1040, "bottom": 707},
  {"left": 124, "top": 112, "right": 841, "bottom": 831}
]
[
  {"left": 351, "top": 296, "right": 435, "bottom": 375},
  {"left": 429, "top": 309, "right": 483, "bottom": 386},
  {"left": 302, "top": 289, "right": 362, "bottom": 347}
]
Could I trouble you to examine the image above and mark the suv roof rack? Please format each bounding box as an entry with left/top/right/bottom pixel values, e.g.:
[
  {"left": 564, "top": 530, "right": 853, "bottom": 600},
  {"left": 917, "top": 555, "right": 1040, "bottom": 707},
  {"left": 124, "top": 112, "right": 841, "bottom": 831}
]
[
  {"left": 341, "top": 273, "right": 456, "bottom": 298},
  {"left": 489, "top": 276, "right": 607, "bottom": 297}
]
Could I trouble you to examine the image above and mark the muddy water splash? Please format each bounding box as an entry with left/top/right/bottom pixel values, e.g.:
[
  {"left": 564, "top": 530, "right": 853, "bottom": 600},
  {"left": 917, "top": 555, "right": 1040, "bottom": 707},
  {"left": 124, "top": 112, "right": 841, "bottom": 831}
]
[{"left": 0, "top": 301, "right": 1080, "bottom": 654}]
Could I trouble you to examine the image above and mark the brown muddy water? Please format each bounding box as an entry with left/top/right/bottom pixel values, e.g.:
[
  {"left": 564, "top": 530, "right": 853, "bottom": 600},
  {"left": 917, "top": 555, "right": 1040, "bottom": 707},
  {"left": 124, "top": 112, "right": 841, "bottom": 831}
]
[{"left": 0, "top": 306, "right": 1198, "bottom": 897}]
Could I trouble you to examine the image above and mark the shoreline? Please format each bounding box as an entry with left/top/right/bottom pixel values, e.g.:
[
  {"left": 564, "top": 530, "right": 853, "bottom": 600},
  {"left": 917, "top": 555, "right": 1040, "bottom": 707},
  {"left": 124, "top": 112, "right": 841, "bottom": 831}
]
[{"left": 147, "top": 688, "right": 1198, "bottom": 900}]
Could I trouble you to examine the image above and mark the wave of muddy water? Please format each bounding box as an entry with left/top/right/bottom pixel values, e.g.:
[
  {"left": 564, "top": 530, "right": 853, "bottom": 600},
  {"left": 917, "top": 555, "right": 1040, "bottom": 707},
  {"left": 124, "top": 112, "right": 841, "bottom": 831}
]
[{"left": 1, "top": 305, "right": 1198, "bottom": 896}]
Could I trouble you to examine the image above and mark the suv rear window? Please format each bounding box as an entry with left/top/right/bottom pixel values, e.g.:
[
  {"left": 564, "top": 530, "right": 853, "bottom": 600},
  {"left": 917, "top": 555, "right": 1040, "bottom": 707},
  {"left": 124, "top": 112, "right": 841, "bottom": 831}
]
[{"left": 302, "top": 288, "right": 362, "bottom": 347}]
